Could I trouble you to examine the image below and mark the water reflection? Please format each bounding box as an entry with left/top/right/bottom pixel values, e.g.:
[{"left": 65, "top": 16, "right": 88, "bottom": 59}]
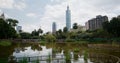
[{"left": 8, "top": 43, "right": 120, "bottom": 63}]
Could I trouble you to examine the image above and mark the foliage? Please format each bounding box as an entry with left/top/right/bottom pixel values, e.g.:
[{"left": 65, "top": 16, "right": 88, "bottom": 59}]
[
  {"left": 103, "top": 17, "right": 120, "bottom": 37},
  {"left": 73, "top": 23, "right": 78, "bottom": 29},
  {"left": 38, "top": 28, "right": 43, "bottom": 35},
  {"left": 65, "top": 52, "right": 71, "bottom": 63},
  {"left": 83, "top": 50, "right": 88, "bottom": 61},
  {"left": 0, "top": 40, "right": 12, "bottom": 46},
  {"left": 0, "top": 18, "right": 18, "bottom": 39},
  {"left": 65, "top": 38, "right": 75, "bottom": 42},
  {"left": 19, "top": 57, "right": 28, "bottom": 63},
  {"left": 31, "top": 29, "right": 39, "bottom": 36},
  {"left": 20, "top": 32, "right": 31, "bottom": 39},
  {"left": 63, "top": 27, "right": 68, "bottom": 33},
  {"left": 6, "top": 18, "right": 19, "bottom": 28},
  {"left": 45, "top": 34, "right": 56, "bottom": 42},
  {"left": 47, "top": 54, "right": 51, "bottom": 63}
]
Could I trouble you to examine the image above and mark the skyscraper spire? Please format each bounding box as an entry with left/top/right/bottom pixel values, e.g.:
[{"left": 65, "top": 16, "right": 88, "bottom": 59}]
[
  {"left": 67, "top": 5, "right": 69, "bottom": 10},
  {"left": 66, "top": 5, "right": 71, "bottom": 31}
]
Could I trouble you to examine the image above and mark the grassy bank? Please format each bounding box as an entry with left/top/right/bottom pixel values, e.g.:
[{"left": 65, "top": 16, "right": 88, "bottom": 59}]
[{"left": 0, "top": 40, "right": 12, "bottom": 46}]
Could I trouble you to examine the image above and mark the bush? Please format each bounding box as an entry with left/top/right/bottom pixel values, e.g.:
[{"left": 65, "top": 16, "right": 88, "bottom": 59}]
[{"left": 45, "top": 34, "right": 56, "bottom": 42}]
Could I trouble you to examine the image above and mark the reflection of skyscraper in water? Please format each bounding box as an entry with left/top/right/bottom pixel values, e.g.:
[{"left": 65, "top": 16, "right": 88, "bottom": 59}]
[
  {"left": 52, "top": 22, "right": 56, "bottom": 34},
  {"left": 66, "top": 6, "right": 71, "bottom": 31}
]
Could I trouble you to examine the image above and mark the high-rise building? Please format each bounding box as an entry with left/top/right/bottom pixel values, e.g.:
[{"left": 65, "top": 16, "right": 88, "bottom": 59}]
[
  {"left": 66, "top": 6, "right": 71, "bottom": 31},
  {"left": 52, "top": 22, "right": 56, "bottom": 34},
  {"left": 85, "top": 15, "right": 108, "bottom": 30},
  {"left": 16, "top": 26, "right": 22, "bottom": 33}
]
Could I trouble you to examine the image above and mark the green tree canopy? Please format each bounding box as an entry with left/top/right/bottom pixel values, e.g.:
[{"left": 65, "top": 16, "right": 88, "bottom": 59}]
[
  {"left": 103, "top": 17, "right": 120, "bottom": 37},
  {"left": 45, "top": 34, "right": 56, "bottom": 42},
  {"left": 63, "top": 27, "right": 68, "bottom": 33},
  {"left": 0, "top": 18, "right": 17, "bottom": 39},
  {"left": 6, "top": 18, "right": 19, "bottom": 28},
  {"left": 73, "top": 23, "right": 78, "bottom": 29}
]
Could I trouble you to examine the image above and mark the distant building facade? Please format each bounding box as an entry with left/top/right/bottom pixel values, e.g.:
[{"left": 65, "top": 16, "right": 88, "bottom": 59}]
[
  {"left": 85, "top": 15, "right": 108, "bottom": 30},
  {"left": 66, "top": 6, "right": 71, "bottom": 31},
  {"left": 52, "top": 22, "right": 56, "bottom": 34},
  {"left": 16, "top": 26, "right": 22, "bottom": 33}
]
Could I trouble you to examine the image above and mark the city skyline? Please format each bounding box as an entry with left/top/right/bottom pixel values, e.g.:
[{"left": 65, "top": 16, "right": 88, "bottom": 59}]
[{"left": 0, "top": 0, "right": 120, "bottom": 33}]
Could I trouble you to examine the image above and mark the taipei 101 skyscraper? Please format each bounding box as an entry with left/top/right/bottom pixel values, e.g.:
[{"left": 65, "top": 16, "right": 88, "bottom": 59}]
[{"left": 66, "top": 6, "right": 71, "bottom": 31}]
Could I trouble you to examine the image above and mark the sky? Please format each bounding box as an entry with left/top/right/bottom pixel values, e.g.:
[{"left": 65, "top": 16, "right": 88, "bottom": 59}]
[{"left": 0, "top": 0, "right": 120, "bottom": 33}]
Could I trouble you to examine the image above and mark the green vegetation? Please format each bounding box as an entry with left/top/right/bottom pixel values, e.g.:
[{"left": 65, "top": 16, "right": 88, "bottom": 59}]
[
  {"left": 45, "top": 34, "right": 56, "bottom": 42},
  {"left": 65, "top": 52, "right": 71, "bottom": 63},
  {"left": 19, "top": 57, "right": 28, "bottom": 63},
  {"left": 0, "top": 18, "right": 18, "bottom": 39},
  {"left": 0, "top": 58, "right": 8, "bottom": 63},
  {"left": 103, "top": 17, "right": 120, "bottom": 37},
  {"left": 0, "top": 40, "right": 12, "bottom": 46},
  {"left": 47, "top": 54, "right": 51, "bottom": 63}
]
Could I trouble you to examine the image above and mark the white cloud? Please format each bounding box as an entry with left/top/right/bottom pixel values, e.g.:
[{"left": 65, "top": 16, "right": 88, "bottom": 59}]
[
  {"left": 39, "top": 0, "right": 120, "bottom": 32},
  {"left": 1, "top": 0, "right": 119, "bottom": 32},
  {"left": 14, "top": 2, "right": 26, "bottom": 10},
  {"left": 0, "top": 0, "right": 14, "bottom": 9},
  {"left": 22, "top": 24, "right": 39, "bottom": 33},
  {"left": 51, "top": 0, "right": 60, "bottom": 2},
  {"left": 0, "top": 0, "right": 26, "bottom": 10},
  {"left": 26, "top": 13, "right": 37, "bottom": 18}
]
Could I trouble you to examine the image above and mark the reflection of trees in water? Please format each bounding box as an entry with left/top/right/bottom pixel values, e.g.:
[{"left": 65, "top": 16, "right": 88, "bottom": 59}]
[
  {"left": 31, "top": 44, "right": 42, "bottom": 51},
  {"left": 15, "top": 43, "right": 42, "bottom": 51},
  {"left": 88, "top": 44, "right": 120, "bottom": 58},
  {"left": 89, "top": 52, "right": 119, "bottom": 63},
  {"left": 0, "top": 43, "right": 16, "bottom": 58}
]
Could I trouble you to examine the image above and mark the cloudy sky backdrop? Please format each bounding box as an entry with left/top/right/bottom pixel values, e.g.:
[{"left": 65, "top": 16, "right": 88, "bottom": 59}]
[{"left": 0, "top": 0, "right": 120, "bottom": 33}]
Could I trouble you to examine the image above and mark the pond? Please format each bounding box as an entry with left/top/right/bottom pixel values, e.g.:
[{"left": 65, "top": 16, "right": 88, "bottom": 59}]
[{"left": 0, "top": 42, "right": 120, "bottom": 63}]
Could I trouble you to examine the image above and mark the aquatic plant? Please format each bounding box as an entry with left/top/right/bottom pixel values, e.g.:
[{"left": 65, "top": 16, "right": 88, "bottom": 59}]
[
  {"left": 65, "top": 52, "right": 71, "bottom": 63},
  {"left": 74, "top": 48, "right": 79, "bottom": 52},
  {"left": 47, "top": 54, "right": 51, "bottom": 63},
  {"left": 83, "top": 50, "right": 88, "bottom": 61},
  {"left": 19, "top": 57, "right": 28, "bottom": 63}
]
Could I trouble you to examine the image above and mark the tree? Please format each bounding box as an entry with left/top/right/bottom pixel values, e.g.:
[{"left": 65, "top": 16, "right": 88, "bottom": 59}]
[
  {"left": 38, "top": 28, "right": 43, "bottom": 35},
  {"left": 55, "top": 29, "right": 63, "bottom": 39},
  {"left": 58, "top": 29, "right": 62, "bottom": 34},
  {"left": 103, "top": 17, "right": 120, "bottom": 37},
  {"left": 73, "top": 23, "right": 78, "bottom": 29},
  {"left": 63, "top": 27, "right": 68, "bottom": 33},
  {"left": 45, "top": 34, "right": 56, "bottom": 42},
  {"left": 31, "top": 29, "right": 39, "bottom": 36},
  {"left": 0, "top": 18, "right": 17, "bottom": 39},
  {"left": 6, "top": 18, "right": 19, "bottom": 28},
  {"left": 20, "top": 32, "right": 31, "bottom": 39}
]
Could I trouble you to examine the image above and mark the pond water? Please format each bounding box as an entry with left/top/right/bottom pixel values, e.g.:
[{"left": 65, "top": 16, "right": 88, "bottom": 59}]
[{"left": 0, "top": 43, "right": 120, "bottom": 63}]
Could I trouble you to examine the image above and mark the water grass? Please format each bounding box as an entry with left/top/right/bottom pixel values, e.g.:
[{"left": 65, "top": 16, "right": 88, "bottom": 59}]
[
  {"left": 47, "top": 54, "right": 51, "bottom": 63},
  {"left": 19, "top": 57, "right": 28, "bottom": 63},
  {"left": 65, "top": 52, "right": 71, "bottom": 63}
]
